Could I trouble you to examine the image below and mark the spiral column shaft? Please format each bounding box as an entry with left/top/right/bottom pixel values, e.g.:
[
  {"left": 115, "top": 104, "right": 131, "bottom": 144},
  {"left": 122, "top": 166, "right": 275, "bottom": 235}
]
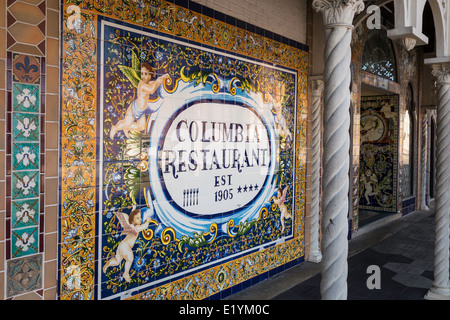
[
  {"left": 425, "top": 64, "right": 450, "bottom": 300},
  {"left": 313, "top": 0, "right": 364, "bottom": 300},
  {"left": 420, "top": 112, "right": 429, "bottom": 210},
  {"left": 308, "top": 79, "right": 324, "bottom": 263},
  {"left": 319, "top": 25, "right": 352, "bottom": 300}
]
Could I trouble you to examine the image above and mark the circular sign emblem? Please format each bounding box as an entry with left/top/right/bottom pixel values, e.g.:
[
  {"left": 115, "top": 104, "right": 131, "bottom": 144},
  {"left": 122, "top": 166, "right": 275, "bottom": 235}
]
[{"left": 146, "top": 79, "right": 277, "bottom": 237}]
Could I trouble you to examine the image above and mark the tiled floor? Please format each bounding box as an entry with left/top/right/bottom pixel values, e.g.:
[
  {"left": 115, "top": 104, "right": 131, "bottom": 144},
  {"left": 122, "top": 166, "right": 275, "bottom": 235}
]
[{"left": 227, "top": 205, "right": 437, "bottom": 300}]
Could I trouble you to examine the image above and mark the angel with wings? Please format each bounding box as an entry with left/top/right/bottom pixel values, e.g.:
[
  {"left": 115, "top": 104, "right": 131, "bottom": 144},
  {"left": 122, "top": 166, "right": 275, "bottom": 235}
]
[
  {"left": 103, "top": 207, "right": 151, "bottom": 283},
  {"left": 272, "top": 186, "right": 291, "bottom": 232},
  {"left": 109, "top": 51, "right": 171, "bottom": 139}
]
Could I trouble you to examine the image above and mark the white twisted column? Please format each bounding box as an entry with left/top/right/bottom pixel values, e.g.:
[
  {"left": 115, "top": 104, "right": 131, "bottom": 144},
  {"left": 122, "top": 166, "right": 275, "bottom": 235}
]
[
  {"left": 312, "top": 0, "right": 364, "bottom": 300},
  {"left": 425, "top": 63, "right": 450, "bottom": 300},
  {"left": 420, "top": 111, "right": 429, "bottom": 211},
  {"left": 308, "top": 78, "right": 324, "bottom": 263}
]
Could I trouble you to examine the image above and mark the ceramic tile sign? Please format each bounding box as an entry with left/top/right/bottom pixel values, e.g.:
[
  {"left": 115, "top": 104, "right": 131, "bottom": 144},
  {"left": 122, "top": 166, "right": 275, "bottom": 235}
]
[{"left": 99, "top": 20, "right": 297, "bottom": 299}]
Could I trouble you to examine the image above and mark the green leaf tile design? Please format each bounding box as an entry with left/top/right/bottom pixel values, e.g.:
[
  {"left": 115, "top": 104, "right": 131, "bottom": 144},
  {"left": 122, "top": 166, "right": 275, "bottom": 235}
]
[
  {"left": 12, "top": 142, "right": 40, "bottom": 171},
  {"left": 11, "top": 199, "right": 39, "bottom": 229},
  {"left": 11, "top": 170, "right": 40, "bottom": 200},
  {"left": 13, "top": 83, "right": 40, "bottom": 113},
  {"left": 12, "top": 112, "right": 40, "bottom": 142},
  {"left": 11, "top": 226, "right": 39, "bottom": 258}
]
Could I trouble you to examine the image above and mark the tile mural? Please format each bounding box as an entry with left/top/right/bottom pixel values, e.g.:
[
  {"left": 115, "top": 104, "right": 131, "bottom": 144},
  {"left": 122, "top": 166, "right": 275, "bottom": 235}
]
[
  {"left": 60, "top": 0, "right": 308, "bottom": 300},
  {"left": 359, "top": 95, "right": 399, "bottom": 212}
]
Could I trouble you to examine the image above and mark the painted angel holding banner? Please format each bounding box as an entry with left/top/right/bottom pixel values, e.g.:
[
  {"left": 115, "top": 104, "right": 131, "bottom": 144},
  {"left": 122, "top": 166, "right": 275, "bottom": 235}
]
[
  {"left": 109, "top": 51, "right": 170, "bottom": 139},
  {"left": 102, "top": 208, "right": 151, "bottom": 283}
]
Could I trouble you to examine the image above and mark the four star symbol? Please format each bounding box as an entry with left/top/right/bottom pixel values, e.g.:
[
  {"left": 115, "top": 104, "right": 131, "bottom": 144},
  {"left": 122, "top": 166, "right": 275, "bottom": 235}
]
[{"left": 237, "top": 184, "right": 259, "bottom": 193}]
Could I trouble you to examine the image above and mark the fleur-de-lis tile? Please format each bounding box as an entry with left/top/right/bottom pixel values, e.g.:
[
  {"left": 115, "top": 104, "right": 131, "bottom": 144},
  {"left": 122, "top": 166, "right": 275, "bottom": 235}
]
[
  {"left": 13, "top": 83, "right": 40, "bottom": 113},
  {"left": 11, "top": 170, "right": 40, "bottom": 200},
  {"left": 11, "top": 199, "right": 39, "bottom": 229},
  {"left": 12, "top": 113, "right": 40, "bottom": 142},
  {"left": 11, "top": 227, "right": 39, "bottom": 258},
  {"left": 12, "top": 54, "right": 41, "bottom": 84},
  {"left": 12, "top": 142, "right": 40, "bottom": 171}
]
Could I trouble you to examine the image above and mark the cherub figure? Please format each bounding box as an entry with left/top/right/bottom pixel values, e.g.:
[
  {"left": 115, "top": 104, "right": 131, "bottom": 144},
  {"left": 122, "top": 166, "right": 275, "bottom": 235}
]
[
  {"left": 110, "top": 51, "right": 171, "bottom": 139},
  {"left": 103, "top": 208, "right": 151, "bottom": 283},
  {"left": 273, "top": 186, "right": 291, "bottom": 232},
  {"left": 380, "top": 101, "right": 396, "bottom": 119},
  {"left": 363, "top": 169, "right": 378, "bottom": 204}
]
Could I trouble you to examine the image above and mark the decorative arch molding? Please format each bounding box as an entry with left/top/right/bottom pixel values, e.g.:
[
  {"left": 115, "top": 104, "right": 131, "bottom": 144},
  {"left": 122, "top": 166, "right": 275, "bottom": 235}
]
[
  {"left": 387, "top": 0, "right": 429, "bottom": 50},
  {"left": 354, "top": 0, "right": 449, "bottom": 56},
  {"left": 393, "top": 0, "right": 428, "bottom": 31},
  {"left": 426, "top": 0, "right": 449, "bottom": 57},
  {"left": 386, "top": 0, "right": 448, "bottom": 56}
]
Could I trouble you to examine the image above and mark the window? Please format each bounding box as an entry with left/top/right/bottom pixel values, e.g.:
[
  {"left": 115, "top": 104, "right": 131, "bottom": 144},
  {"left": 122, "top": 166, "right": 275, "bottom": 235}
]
[{"left": 362, "top": 28, "right": 397, "bottom": 82}]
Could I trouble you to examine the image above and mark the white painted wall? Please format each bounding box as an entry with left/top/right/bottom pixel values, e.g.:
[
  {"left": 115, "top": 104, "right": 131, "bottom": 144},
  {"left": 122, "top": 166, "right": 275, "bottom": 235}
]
[{"left": 191, "top": 0, "right": 308, "bottom": 44}]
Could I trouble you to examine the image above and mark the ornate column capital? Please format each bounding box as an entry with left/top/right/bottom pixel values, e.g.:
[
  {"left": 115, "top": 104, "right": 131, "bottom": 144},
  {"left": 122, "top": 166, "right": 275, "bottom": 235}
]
[
  {"left": 431, "top": 63, "right": 450, "bottom": 86},
  {"left": 312, "top": 0, "right": 365, "bottom": 28}
]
